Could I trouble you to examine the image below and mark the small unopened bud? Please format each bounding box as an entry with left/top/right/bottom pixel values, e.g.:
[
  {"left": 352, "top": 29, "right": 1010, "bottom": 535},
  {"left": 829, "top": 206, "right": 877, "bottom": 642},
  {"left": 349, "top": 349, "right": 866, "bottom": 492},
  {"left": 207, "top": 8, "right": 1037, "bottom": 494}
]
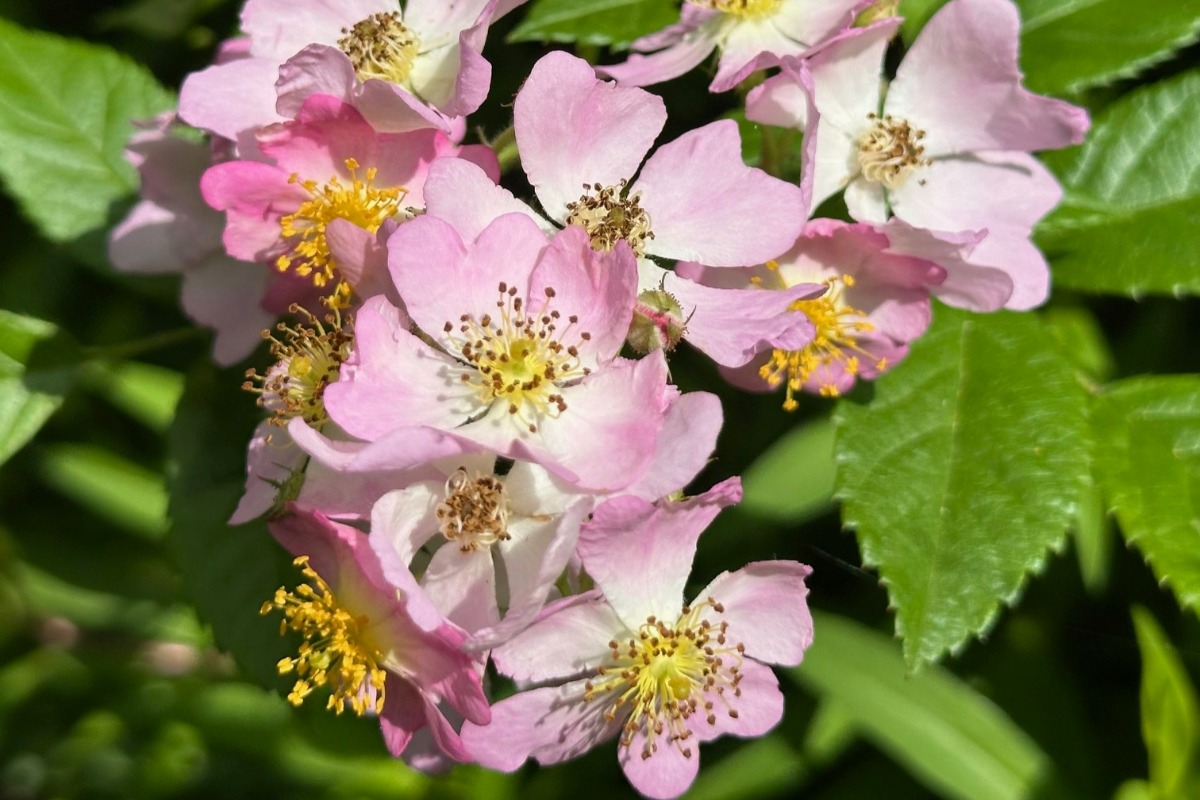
[
  {"left": 855, "top": 0, "right": 901, "bottom": 26},
  {"left": 627, "top": 289, "right": 687, "bottom": 354}
]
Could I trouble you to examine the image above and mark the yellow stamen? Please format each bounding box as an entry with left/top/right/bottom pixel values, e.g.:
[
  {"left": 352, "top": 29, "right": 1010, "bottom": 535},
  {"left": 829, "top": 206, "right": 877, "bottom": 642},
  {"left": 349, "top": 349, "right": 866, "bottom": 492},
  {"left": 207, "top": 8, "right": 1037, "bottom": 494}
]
[
  {"left": 261, "top": 556, "right": 387, "bottom": 716},
  {"left": 276, "top": 157, "right": 410, "bottom": 308},
  {"left": 243, "top": 305, "right": 351, "bottom": 429},
  {"left": 760, "top": 274, "right": 885, "bottom": 410},
  {"left": 442, "top": 283, "right": 592, "bottom": 433},
  {"left": 584, "top": 599, "right": 745, "bottom": 761}
]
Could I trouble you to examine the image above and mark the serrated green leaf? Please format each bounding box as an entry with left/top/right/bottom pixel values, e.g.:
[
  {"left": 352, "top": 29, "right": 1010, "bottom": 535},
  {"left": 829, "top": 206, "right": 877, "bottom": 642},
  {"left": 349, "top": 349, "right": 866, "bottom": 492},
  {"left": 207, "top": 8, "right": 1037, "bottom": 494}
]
[
  {"left": 834, "top": 308, "right": 1089, "bottom": 667},
  {"left": 36, "top": 443, "right": 168, "bottom": 540},
  {"left": 742, "top": 417, "right": 836, "bottom": 522},
  {"left": 1037, "top": 70, "right": 1200, "bottom": 297},
  {"left": 794, "top": 612, "right": 1051, "bottom": 800},
  {"left": 0, "top": 18, "right": 173, "bottom": 242},
  {"left": 1018, "top": 0, "right": 1200, "bottom": 96},
  {"left": 507, "top": 0, "right": 679, "bottom": 50},
  {"left": 168, "top": 362, "right": 291, "bottom": 686},
  {"left": 1093, "top": 377, "right": 1200, "bottom": 614},
  {"left": 0, "top": 310, "right": 77, "bottom": 466},
  {"left": 1131, "top": 607, "right": 1200, "bottom": 797}
]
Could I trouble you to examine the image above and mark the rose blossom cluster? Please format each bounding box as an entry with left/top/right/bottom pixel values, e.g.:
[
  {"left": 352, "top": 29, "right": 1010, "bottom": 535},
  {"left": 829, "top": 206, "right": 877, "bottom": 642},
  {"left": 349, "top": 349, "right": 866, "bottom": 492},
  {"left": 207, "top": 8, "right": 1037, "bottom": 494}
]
[{"left": 109, "top": 0, "right": 1086, "bottom": 795}]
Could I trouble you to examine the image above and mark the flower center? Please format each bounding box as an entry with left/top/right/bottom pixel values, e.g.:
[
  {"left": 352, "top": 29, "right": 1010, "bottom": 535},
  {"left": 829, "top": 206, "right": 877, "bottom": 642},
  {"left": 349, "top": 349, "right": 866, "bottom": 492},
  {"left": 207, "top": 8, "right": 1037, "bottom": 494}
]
[
  {"left": 687, "top": 0, "right": 781, "bottom": 17},
  {"left": 338, "top": 11, "right": 420, "bottom": 86},
  {"left": 759, "top": 271, "right": 884, "bottom": 408},
  {"left": 436, "top": 469, "right": 510, "bottom": 552},
  {"left": 442, "top": 283, "right": 592, "bottom": 433},
  {"left": 857, "top": 113, "right": 931, "bottom": 190},
  {"left": 276, "top": 158, "right": 411, "bottom": 307},
  {"left": 584, "top": 599, "right": 745, "bottom": 761},
  {"left": 243, "top": 304, "right": 352, "bottom": 429},
  {"left": 564, "top": 181, "right": 654, "bottom": 257},
  {"left": 261, "top": 556, "right": 386, "bottom": 716}
]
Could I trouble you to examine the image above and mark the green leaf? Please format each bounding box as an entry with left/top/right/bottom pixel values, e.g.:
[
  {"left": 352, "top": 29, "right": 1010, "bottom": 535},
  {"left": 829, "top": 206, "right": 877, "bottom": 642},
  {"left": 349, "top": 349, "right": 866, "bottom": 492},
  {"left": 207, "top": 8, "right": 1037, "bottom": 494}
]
[
  {"left": 834, "top": 308, "right": 1090, "bottom": 667},
  {"left": 1131, "top": 607, "right": 1200, "bottom": 797},
  {"left": 1037, "top": 70, "right": 1200, "bottom": 297},
  {"left": 168, "top": 362, "right": 291, "bottom": 686},
  {"left": 1093, "top": 377, "right": 1200, "bottom": 614},
  {"left": 507, "top": 0, "right": 679, "bottom": 50},
  {"left": 36, "top": 444, "right": 168, "bottom": 540},
  {"left": 686, "top": 736, "right": 808, "bottom": 800},
  {"left": 82, "top": 361, "right": 184, "bottom": 433},
  {"left": 1017, "top": 0, "right": 1200, "bottom": 96},
  {"left": 742, "top": 417, "right": 836, "bottom": 523},
  {"left": 793, "top": 612, "right": 1052, "bottom": 800},
  {"left": 0, "top": 18, "right": 173, "bottom": 242},
  {"left": 0, "top": 310, "right": 76, "bottom": 466}
]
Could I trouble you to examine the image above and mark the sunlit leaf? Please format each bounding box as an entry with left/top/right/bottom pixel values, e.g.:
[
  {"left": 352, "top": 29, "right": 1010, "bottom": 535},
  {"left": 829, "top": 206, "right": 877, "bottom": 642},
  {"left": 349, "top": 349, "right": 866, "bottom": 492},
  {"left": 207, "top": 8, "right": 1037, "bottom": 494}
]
[
  {"left": 794, "top": 612, "right": 1052, "bottom": 800},
  {"left": 742, "top": 417, "right": 836, "bottom": 523},
  {"left": 508, "top": 0, "right": 679, "bottom": 50},
  {"left": 1093, "top": 377, "right": 1200, "bottom": 614},
  {"left": 1131, "top": 607, "right": 1200, "bottom": 797},
  {"left": 36, "top": 444, "right": 168, "bottom": 540},
  {"left": 1038, "top": 70, "right": 1200, "bottom": 297},
  {"left": 835, "top": 307, "right": 1089, "bottom": 666},
  {"left": 0, "top": 18, "right": 173, "bottom": 241},
  {"left": 0, "top": 310, "right": 77, "bottom": 466}
]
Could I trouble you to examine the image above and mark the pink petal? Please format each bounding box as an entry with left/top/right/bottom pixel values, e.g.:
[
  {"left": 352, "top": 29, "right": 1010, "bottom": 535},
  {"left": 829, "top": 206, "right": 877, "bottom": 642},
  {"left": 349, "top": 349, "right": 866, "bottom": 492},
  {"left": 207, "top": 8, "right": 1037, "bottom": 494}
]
[
  {"left": 178, "top": 58, "right": 284, "bottom": 146},
  {"left": 460, "top": 682, "right": 621, "bottom": 771},
  {"left": 889, "top": 151, "right": 1062, "bottom": 237},
  {"left": 528, "top": 227, "right": 638, "bottom": 366},
  {"left": 709, "top": 18, "right": 796, "bottom": 93},
  {"left": 770, "top": 0, "right": 871, "bottom": 46},
  {"left": 229, "top": 421, "right": 305, "bottom": 524},
  {"left": 435, "top": 24, "right": 493, "bottom": 118},
  {"left": 886, "top": 0, "right": 1089, "bottom": 156},
  {"left": 597, "top": 28, "right": 718, "bottom": 89},
  {"left": 325, "top": 218, "right": 391, "bottom": 299},
  {"left": 659, "top": 266, "right": 821, "bottom": 368},
  {"left": 379, "top": 676, "right": 425, "bottom": 756},
  {"left": 423, "top": 157, "right": 548, "bottom": 243},
  {"left": 404, "top": 0, "right": 494, "bottom": 39},
  {"left": 619, "top": 727, "right": 700, "bottom": 799},
  {"left": 241, "top": 0, "right": 389, "bottom": 60},
  {"left": 491, "top": 591, "right": 626, "bottom": 684},
  {"left": 968, "top": 231, "right": 1051, "bottom": 311},
  {"left": 421, "top": 544, "right": 500, "bottom": 634},
  {"left": 200, "top": 161, "right": 305, "bottom": 261},
  {"left": 355, "top": 78, "right": 455, "bottom": 133},
  {"left": 179, "top": 255, "right": 274, "bottom": 365},
  {"left": 621, "top": 391, "right": 724, "bottom": 502},
  {"left": 880, "top": 221, "right": 1012, "bottom": 312},
  {"left": 275, "top": 45, "right": 357, "bottom": 117},
  {"left": 369, "top": 482, "right": 443, "bottom": 579},
  {"left": 577, "top": 478, "right": 742, "bottom": 629},
  {"left": 323, "top": 295, "right": 479, "bottom": 438},
  {"left": 694, "top": 561, "right": 813, "bottom": 666},
  {"left": 388, "top": 213, "right": 547, "bottom": 342},
  {"left": 691, "top": 658, "right": 785, "bottom": 743},
  {"left": 286, "top": 416, "right": 477, "bottom": 475},
  {"left": 636, "top": 120, "right": 805, "bottom": 266},
  {"left": 516, "top": 51, "right": 667, "bottom": 220}
]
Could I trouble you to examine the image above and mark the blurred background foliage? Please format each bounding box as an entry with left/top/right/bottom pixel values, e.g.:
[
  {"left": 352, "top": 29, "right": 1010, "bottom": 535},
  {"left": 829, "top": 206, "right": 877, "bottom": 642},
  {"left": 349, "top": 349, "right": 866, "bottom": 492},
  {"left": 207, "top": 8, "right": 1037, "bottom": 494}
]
[{"left": 1, "top": 0, "right": 1199, "bottom": 798}]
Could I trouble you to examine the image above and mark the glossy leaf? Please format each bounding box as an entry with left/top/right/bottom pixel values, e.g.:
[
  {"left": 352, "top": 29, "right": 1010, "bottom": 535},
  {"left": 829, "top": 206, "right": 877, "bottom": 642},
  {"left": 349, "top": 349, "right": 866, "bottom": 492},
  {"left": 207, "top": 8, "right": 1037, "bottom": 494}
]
[
  {"left": 0, "top": 18, "right": 172, "bottom": 241},
  {"left": 794, "top": 611, "right": 1052, "bottom": 800},
  {"left": 742, "top": 417, "right": 836, "bottom": 522},
  {"left": 507, "top": 0, "right": 679, "bottom": 50},
  {"left": 835, "top": 307, "right": 1089, "bottom": 667},
  {"left": 36, "top": 444, "right": 168, "bottom": 540},
  {"left": 0, "top": 311, "right": 76, "bottom": 467},
  {"left": 1131, "top": 607, "right": 1200, "bottom": 797},
  {"left": 1018, "top": 0, "right": 1200, "bottom": 96},
  {"left": 1093, "top": 377, "right": 1200, "bottom": 614},
  {"left": 1038, "top": 70, "right": 1200, "bottom": 297}
]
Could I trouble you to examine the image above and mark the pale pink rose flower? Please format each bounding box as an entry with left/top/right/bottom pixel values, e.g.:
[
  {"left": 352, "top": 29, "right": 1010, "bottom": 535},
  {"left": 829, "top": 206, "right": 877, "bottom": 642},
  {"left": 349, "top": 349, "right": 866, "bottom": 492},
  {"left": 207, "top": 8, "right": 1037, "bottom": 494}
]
[
  {"left": 461, "top": 478, "right": 815, "bottom": 799},
  {"left": 265, "top": 508, "right": 491, "bottom": 765},
  {"left": 597, "top": 0, "right": 869, "bottom": 92}
]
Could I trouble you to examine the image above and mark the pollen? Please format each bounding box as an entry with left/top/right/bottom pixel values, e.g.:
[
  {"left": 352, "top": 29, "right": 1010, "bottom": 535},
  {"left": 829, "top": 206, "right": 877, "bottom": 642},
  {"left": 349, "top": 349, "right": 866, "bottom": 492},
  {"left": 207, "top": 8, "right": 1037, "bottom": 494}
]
[
  {"left": 564, "top": 181, "right": 654, "bottom": 257},
  {"left": 442, "top": 282, "right": 592, "bottom": 433},
  {"left": 338, "top": 11, "right": 420, "bottom": 86},
  {"left": 687, "top": 0, "right": 782, "bottom": 17},
  {"left": 242, "top": 304, "right": 352, "bottom": 429},
  {"left": 435, "top": 468, "right": 510, "bottom": 553},
  {"left": 261, "top": 556, "right": 387, "bottom": 717},
  {"left": 759, "top": 273, "right": 885, "bottom": 410},
  {"left": 276, "top": 158, "right": 411, "bottom": 308},
  {"left": 857, "top": 113, "right": 932, "bottom": 190},
  {"left": 584, "top": 599, "right": 745, "bottom": 760}
]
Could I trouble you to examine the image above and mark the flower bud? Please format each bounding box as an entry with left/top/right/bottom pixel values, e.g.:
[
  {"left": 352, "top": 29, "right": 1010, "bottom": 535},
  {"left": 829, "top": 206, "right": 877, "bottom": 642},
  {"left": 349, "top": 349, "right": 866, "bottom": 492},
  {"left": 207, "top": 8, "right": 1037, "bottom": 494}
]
[{"left": 627, "top": 289, "right": 687, "bottom": 354}]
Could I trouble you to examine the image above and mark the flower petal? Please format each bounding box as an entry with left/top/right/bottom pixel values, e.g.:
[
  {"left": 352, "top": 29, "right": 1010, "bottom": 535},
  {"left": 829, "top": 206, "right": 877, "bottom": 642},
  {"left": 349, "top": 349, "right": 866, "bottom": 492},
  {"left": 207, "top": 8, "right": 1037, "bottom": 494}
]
[
  {"left": 491, "top": 591, "right": 626, "bottom": 684},
  {"left": 423, "top": 157, "right": 549, "bottom": 243},
  {"left": 421, "top": 543, "right": 500, "bottom": 634},
  {"left": 620, "top": 391, "right": 724, "bottom": 502},
  {"left": 619, "top": 728, "right": 701, "bottom": 800},
  {"left": 516, "top": 51, "right": 667, "bottom": 220},
  {"left": 694, "top": 560, "right": 813, "bottom": 666}
]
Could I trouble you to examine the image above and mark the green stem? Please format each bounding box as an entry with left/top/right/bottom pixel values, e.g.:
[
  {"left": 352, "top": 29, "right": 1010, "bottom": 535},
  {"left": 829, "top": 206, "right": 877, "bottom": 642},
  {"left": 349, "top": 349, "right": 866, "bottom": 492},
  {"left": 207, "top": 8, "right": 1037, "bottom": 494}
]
[
  {"left": 81, "top": 326, "right": 207, "bottom": 362},
  {"left": 488, "top": 124, "right": 521, "bottom": 175}
]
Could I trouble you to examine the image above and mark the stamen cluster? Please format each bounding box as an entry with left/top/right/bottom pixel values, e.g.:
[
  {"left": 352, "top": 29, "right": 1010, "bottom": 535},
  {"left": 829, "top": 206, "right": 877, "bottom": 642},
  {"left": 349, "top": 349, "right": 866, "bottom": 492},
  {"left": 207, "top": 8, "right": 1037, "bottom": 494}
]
[
  {"left": 857, "top": 113, "right": 932, "bottom": 189},
  {"left": 436, "top": 469, "right": 510, "bottom": 552},
  {"left": 338, "top": 12, "right": 420, "bottom": 86},
  {"left": 564, "top": 181, "right": 654, "bottom": 257}
]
